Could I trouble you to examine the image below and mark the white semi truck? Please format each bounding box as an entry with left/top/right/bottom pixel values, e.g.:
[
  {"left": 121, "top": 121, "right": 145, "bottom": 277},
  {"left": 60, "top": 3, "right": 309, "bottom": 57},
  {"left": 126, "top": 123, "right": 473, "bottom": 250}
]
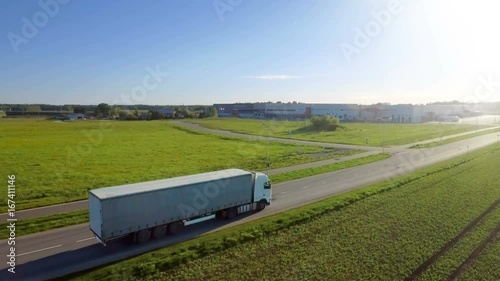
[{"left": 88, "top": 169, "right": 272, "bottom": 245}]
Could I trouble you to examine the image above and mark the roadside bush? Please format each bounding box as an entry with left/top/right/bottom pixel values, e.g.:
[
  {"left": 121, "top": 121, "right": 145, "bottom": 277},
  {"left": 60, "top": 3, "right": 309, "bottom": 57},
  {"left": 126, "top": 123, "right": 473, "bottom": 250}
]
[
  {"left": 125, "top": 114, "right": 138, "bottom": 120},
  {"left": 310, "top": 115, "right": 342, "bottom": 131}
]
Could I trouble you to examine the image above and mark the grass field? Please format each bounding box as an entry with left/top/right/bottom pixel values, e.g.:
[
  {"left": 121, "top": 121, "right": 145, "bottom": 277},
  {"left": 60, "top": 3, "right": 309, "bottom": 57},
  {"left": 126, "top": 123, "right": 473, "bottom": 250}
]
[
  {"left": 186, "top": 118, "right": 494, "bottom": 146},
  {"left": 66, "top": 143, "right": 500, "bottom": 281},
  {"left": 0, "top": 119, "right": 351, "bottom": 210}
]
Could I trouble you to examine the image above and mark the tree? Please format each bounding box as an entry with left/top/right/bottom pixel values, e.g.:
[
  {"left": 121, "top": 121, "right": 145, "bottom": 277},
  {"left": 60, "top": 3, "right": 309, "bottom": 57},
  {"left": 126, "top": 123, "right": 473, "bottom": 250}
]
[
  {"left": 73, "top": 106, "right": 86, "bottom": 114},
  {"left": 22, "top": 105, "right": 41, "bottom": 112},
  {"left": 95, "top": 103, "right": 111, "bottom": 118},
  {"left": 310, "top": 115, "right": 341, "bottom": 131},
  {"left": 126, "top": 114, "right": 138, "bottom": 120},
  {"left": 109, "top": 106, "right": 121, "bottom": 118},
  {"left": 149, "top": 110, "right": 165, "bottom": 120},
  {"left": 209, "top": 106, "right": 217, "bottom": 117},
  {"left": 119, "top": 111, "right": 129, "bottom": 120},
  {"left": 181, "top": 108, "right": 194, "bottom": 118}
]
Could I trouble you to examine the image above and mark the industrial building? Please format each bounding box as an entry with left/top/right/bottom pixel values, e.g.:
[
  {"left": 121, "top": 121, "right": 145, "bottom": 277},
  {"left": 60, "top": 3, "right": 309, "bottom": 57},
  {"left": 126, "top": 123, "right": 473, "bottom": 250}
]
[{"left": 214, "top": 102, "right": 485, "bottom": 123}]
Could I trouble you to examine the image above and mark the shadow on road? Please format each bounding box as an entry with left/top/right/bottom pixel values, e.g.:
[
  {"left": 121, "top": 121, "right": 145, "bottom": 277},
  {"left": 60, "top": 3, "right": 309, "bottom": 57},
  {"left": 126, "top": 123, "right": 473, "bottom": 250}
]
[{"left": 1, "top": 212, "right": 258, "bottom": 281}]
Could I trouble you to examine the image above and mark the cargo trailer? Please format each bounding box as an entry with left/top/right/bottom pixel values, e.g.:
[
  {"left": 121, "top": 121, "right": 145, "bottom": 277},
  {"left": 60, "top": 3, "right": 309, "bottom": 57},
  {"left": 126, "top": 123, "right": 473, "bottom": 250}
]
[{"left": 89, "top": 168, "right": 272, "bottom": 245}]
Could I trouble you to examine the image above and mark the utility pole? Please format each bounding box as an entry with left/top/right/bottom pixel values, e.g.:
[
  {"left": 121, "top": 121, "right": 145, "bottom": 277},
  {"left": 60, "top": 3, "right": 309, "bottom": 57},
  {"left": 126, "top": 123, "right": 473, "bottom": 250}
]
[{"left": 266, "top": 123, "right": 270, "bottom": 175}]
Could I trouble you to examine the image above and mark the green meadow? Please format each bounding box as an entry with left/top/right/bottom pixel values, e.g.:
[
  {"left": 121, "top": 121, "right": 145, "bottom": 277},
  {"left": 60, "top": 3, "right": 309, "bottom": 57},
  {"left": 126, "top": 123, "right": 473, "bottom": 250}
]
[
  {"left": 186, "top": 118, "right": 494, "bottom": 146},
  {"left": 0, "top": 119, "right": 350, "bottom": 210}
]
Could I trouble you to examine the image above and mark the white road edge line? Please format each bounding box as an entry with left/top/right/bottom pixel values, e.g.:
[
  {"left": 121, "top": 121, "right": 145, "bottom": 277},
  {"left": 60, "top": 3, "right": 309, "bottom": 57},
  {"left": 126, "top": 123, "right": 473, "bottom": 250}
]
[
  {"left": 281, "top": 191, "right": 288, "bottom": 194},
  {"left": 76, "top": 237, "right": 95, "bottom": 243},
  {"left": 17, "top": 245, "right": 62, "bottom": 257}
]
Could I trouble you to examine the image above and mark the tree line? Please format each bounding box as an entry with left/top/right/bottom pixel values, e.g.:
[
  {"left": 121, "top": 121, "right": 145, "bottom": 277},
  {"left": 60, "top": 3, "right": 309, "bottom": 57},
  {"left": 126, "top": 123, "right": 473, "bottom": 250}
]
[
  {"left": 0, "top": 103, "right": 217, "bottom": 120},
  {"left": 93, "top": 103, "right": 217, "bottom": 120}
]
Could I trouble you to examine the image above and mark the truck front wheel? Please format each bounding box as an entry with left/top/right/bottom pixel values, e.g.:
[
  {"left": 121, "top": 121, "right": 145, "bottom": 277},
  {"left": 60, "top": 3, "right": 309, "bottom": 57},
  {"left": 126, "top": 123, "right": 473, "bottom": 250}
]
[
  {"left": 256, "top": 200, "right": 267, "bottom": 211},
  {"left": 137, "top": 229, "right": 151, "bottom": 243}
]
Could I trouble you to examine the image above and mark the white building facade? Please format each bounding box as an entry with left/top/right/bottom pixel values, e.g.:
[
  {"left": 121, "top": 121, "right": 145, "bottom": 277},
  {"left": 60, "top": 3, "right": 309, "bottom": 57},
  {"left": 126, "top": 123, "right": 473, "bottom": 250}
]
[{"left": 213, "top": 102, "right": 486, "bottom": 123}]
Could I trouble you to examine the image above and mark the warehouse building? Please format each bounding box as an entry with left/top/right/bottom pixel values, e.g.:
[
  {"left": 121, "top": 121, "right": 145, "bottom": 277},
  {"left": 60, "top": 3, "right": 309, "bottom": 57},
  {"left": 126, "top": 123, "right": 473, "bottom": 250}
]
[{"left": 214, "top": 102, "right": 486, "bottom": 123}]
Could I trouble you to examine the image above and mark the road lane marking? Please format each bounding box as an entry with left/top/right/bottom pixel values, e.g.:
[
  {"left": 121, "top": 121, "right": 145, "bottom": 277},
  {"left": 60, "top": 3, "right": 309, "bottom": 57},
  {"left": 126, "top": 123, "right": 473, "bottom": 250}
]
[
  {"left": 321, "top": 181, "right": 327, "bottom": 184},
  {"left": 303, "top": 186, "right": 309, "bottom": 189},
  {"left": 18, "top": 245, "right": 62, "bottom": 256},
  {"left": 76, "top": 237, "right": 95, "bottom": 243},
  {"left": 280, "top": 191, "right": 288, "bottom": 194}
]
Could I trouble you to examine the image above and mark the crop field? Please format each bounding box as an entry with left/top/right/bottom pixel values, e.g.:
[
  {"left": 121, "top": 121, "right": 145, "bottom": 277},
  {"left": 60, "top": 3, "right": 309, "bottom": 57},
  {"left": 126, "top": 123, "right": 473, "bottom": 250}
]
[
  {"left": 0, "top": 119, "right": 346, "bottom": 210},
  {"left": 151, "top": 145, "right": 500, "bottom": 281},
  {"left": 186, "top": 118, "right": 494, "bottom": 146}
]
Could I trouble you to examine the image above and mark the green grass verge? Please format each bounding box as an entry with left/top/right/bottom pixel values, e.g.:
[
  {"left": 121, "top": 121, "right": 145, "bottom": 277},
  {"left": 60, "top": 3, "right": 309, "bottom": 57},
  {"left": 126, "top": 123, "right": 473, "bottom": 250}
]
[
  {"left": 410, "top": 127, "right": 500, "bottom": 148},
  {"left": 63, "top": 143, "right": 500, "bottom": 281},
  {"left": 0, "top": 210, "right": 88, "bottom": 239},
  {"left": 270, "top": 153, "right": 391, "bottom": 184},
  {"left": 186, "top": 118, "right": 494, "bottom": 146},
  {"left": 0, "top": 119, "right": 344, "bottom": 210}
]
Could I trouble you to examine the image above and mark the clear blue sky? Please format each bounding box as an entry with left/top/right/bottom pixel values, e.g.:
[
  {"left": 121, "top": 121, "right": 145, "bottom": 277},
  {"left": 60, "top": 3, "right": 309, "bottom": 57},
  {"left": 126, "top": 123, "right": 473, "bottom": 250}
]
[{"left": 1, "top": 0, "right": 499, "bottom": 105}]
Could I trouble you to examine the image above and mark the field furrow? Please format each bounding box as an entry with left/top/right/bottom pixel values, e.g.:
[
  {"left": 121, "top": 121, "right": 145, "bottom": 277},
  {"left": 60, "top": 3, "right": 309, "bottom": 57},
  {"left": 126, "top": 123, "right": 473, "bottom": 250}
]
[{"left": 448, "top": 223, "right": 500, "bottom": 281}]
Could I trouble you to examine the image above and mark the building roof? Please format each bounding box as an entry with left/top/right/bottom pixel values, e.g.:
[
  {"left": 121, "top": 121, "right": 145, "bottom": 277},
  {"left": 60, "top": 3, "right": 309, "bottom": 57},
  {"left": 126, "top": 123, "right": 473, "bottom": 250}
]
[
  {"left": 89, "top": 168, "right": 251, "bottom": 200},
  {"left": 158, "top": 108, "right": 174, "bottom": 114}
]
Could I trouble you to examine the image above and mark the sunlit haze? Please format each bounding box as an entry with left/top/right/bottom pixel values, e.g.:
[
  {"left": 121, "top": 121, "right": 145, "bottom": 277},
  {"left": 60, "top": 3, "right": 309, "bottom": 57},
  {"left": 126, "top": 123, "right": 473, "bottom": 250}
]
[{"left": 1, "top": 0, "right": 499, "bottom": 105}]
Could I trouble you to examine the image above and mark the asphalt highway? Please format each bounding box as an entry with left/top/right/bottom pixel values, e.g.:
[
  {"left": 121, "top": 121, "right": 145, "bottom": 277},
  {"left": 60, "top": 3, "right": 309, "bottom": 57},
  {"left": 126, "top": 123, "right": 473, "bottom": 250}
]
[{"left": 1, "top": 132, "right": 499, "bottom": 281}]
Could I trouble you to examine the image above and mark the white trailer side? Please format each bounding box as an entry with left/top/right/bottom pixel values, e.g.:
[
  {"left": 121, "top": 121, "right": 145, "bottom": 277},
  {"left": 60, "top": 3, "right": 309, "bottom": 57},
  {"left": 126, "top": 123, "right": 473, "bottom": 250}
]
[{"left": 89, "top": 169, "right": 254, "bottom": 242}]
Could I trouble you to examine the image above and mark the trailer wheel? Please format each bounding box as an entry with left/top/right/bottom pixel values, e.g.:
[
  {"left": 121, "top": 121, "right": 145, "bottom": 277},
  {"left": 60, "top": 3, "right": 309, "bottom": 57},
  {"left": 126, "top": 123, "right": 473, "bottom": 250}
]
[
  {"left": 167, "top": 221, "right": 184, "bottom": 234},
  {"left": 153, "top": 225, "right": 166, "bottom": 239},
  {"left": 216, "top": 209, "right": 228, "bottom": 220},
  {"left": 227, "top": 207, "right": 238, "bottom": 219},
  {"left": 137, "top": 229, "right": 151, "bottom": 243},
  {"left": 256, "top": 200, "right": 267, "bottom": 211}
]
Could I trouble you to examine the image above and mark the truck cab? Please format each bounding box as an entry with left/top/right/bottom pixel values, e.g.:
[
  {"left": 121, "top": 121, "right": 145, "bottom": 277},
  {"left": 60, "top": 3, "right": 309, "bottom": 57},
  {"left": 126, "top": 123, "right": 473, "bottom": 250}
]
[{"left": 253, "top": 172, "right": 272, "bottom": 209}]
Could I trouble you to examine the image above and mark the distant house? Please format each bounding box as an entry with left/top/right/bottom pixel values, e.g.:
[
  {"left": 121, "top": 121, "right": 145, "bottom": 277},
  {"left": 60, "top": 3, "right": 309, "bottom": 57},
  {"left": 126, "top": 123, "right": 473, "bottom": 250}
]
[
  {"left": 84, "top": 111, "right": 95, "bottom": 119},
  {"left": 139, "top": 113, "right": 149, "bottom": 120},
  {"left": 66, "top": 113, "right": 84, "bottom": 120},
  {"left": 157, "top": 108, "right": 174, "bottom": 118}
]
